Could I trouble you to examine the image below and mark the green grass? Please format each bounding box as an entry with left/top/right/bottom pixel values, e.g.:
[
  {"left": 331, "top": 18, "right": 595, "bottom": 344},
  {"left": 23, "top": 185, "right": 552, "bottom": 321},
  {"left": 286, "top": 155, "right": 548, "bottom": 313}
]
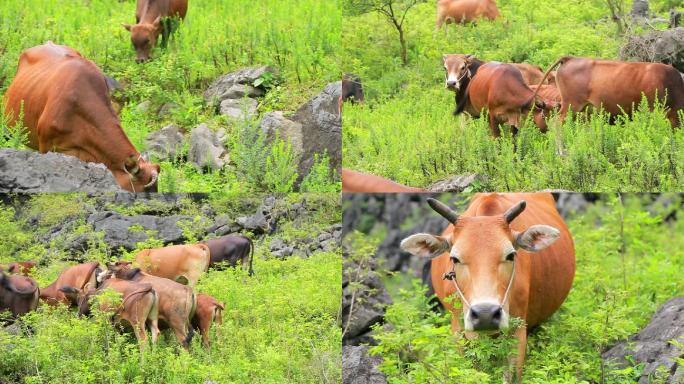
[
  {"left": 342, "top": 0, "right": 684, "bottom": 191},
  {"left": 0, "top": 0, "right": 341, "bottom": 192},
  {"left": 0, "top": 193, "right": 341, "bottom": 383},
  {"left": 346, "top": 194, "right": 684, "bottom": 383}
]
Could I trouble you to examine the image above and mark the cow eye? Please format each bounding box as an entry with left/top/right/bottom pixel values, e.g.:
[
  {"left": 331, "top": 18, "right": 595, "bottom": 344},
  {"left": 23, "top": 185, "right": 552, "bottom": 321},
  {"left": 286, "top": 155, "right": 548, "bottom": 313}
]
[
  {"left": 450, "top": 252, "right": 461, "bottom": 264},
  {"left": 505, "top": 251, "right": 517, "bottom": 262}
]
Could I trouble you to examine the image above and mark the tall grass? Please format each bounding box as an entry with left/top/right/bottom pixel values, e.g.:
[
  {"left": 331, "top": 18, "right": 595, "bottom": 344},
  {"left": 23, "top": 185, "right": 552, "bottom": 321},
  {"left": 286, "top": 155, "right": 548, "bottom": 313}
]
[{"left": 342, "top": 0, "right": 682, "bottom": 191}]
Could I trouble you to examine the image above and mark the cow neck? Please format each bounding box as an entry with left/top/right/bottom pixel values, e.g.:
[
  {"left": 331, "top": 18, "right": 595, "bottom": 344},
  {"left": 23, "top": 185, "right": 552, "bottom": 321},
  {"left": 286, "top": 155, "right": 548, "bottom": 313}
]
[{"left": 454, "top": 59, "right": 485, "bottom": 115}]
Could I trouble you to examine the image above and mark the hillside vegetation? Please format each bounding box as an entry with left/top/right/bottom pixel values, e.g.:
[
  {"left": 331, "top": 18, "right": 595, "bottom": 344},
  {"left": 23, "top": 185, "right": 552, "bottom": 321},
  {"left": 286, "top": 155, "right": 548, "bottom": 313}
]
[
  {"left": 0, "top": 193, "right": 341, "bottom": 383},
  {"left": 0, "top": 0, "right": 341, "bottom": 193},
  {"left": 342, "top": 0, "right": 684, "bottom": 192},
  {"left": 346, "top": 194, "right": 684, "bottom": 383}
]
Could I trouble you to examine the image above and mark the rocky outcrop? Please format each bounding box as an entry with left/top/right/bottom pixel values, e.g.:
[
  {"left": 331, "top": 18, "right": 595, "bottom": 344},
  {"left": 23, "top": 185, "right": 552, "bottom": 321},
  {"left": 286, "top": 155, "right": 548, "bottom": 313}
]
[
  {"left": 427, "top": 174, "right": 486, "bottom": 193},
  {"left": 292, "top": 81, "right": 342, "bottom": 182},
  {"left": 269, "top": 224, "right": 341, "bottom": 258},
  {"left": 205, "top": 66, "right": 275, "bottom": 120},
  {"left": 342, "top": 346, "right": 387, "bottom": 384},
  {"left": 621, "top": 28, "right": 684, "bottom": 73},
  {"left": 145, "top": 124, "right": 185, "bottom": 161},
  {"left": 187, "top": 124, "right": 229, "bottom": 171},
  {"left": 0, "top": 149, "right": 123, "bottom": 193},
  {"left": 602, "top": 297, "right": 684, "bottom": 384},
  {"left": 260, "top": 111, "right": 304, "bottom": 157}
]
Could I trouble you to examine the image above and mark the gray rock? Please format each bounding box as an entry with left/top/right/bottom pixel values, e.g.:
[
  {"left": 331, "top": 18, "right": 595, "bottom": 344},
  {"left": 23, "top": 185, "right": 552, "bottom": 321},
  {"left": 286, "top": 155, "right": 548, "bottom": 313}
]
[
  {"left": 236, "top": 211, "right": 270, "bottom": 234},
  {"left": 204, "top": 65, "right": 275, "bottom": 106},
  {"left": 82, "top": 211, "right": 194, "bottom": 252},
  {"left": 270, "top": 238, "right": 287, "bottom": 252},
  {"left": 219, "top": 98, "right": 258, "bottom": 121},
  {"left": 630, "top": 0, "right": 649, "bottom": 17},
  {"left": 157, "top": 102, "right": 179, "bottom": 118},
  {"left": 555, "top": 193, "right": 590, "bottom": 219},
  {"left": 136, "top": 100, "right": 152, "bottom": 114},
  {"left": 342, "top": 346, "right": 387, "bottom": 384},
  {"left": 260, "top": 111, "right": 304, "bottom": 156},
  {"left": 292, "top": 82, "right": 342, "bottom": 182},
  {"left": 145, "top": 124, "right": 185, "bottom": 161},
  {"left": 427, "top": 174, "right": 486, "bottom": 192},
  {"left": 621, "top": 28, "right": 684, "bottom": 73},
  {"left": 602, "top": 297, "right": 684, "bottom": 384},
  {"left": 187, "top": 124, "right": 228, "bottom": 171},
  {"left": 0, "top": 149, "right": 123, "bottom": 193}
]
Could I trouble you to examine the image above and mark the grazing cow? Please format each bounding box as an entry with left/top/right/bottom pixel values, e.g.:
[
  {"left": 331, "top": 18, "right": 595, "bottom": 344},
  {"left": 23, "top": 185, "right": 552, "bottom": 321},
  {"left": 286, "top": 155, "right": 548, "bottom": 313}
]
[
  {"left": 60, "top": 279, "right": 160, "bottom": 347},
  {"left": 340, "top": 73, "right": 365, "bottom": 112},
  {"left": 40, "top": 262, "right": 102, "bottom": 307},
  {"left": 0, "top": 272, "right": 40, "bottom": 318},
  {"left": 400, "top": 193, "right": 575, "bottom": 381},
  {"left": 3, "top": 43, "right": 160, "bottom": 192},
  {"left": 536, "top": 56, "right": 684, "bottom": 127},
  {"left": 436, "top": 0, "right": 499, "bottom": 34},
  {"left": 443, "top": 54, "right": 553, "bottom": 137},
  {"left": 7, "top": 261, "right": 36, "bottom": 276},
  {"left": 342, "top": 169, "right": 427, "bottom": 193},
  {"left": 123, "top": 0, "right": 188, "bottom": 63},
  {"left": 511, "top": 63, "right": 545, "bottom": 86},
  {"left": 529, "top": 84, "right": 561, "bottom": 110},
  {"left": 192, "top": 293, "right": 224, "bottom": 347},
  {"left": 100, "top": 266, "right": 196, "bottom": 348},
  {"left": 134, "top": 244, "right": 210, "bottom": 287},
  {"left": 201, "top": 236, "right": 254, "bottom": 275}
]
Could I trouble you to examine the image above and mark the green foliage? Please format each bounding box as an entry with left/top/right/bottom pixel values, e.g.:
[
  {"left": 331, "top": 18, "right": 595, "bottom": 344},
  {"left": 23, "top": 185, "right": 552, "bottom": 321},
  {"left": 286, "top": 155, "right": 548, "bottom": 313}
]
[
  {"left": 356, "top": 195, "right": 684, "bottom": 383},
  {"left": 0, "top": 101, "right": 28, "bottom": 149},
  {"left": 264, "top": 138, "right": 299, "bottom": 193},
  {"left": 229, "top": 117, "right": 269, "bottom": 190},
  {"left": 300, "top": 153, "right": 339, "bottom": 193},
  {"left": 342, "top": 0, "right": 684, "bottom": 191}
]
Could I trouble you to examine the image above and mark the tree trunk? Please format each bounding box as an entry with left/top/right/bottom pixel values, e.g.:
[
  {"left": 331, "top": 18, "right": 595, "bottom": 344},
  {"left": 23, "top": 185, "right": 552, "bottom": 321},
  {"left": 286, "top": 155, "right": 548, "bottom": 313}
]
[{"left": 398, "top": 26, "right": 407, "bottom": 66}]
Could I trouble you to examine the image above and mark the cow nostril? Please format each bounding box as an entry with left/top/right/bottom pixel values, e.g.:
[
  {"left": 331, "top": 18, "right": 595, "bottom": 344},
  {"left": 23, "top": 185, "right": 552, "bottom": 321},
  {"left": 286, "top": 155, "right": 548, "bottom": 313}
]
[
  {"left": 492, "top": 308, "right": 502, "bottom": 320},
  {"left": 470, "top": 309, "right": 479, "bottom": 319}
]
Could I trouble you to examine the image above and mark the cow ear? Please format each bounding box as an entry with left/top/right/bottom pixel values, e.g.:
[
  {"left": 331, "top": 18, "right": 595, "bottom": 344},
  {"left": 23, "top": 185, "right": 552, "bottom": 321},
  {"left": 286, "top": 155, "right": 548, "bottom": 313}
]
[
  {"left": 122, "top": 23, "right": 132, "bottom": 31},
  {"left": 124, "top": 155, "right": 141, "bottom": 175},
  {"left": 152, "top": 16, "right": 161, "bottom": 28},
  {"left": 514, "top": 225, "right": 560, "bottom": 252},
  {"left": 400, "top": 234, "right": 451, "bottom": 258},
  {"left": 59, "top": 286, "right": 80, "bottom": 295}
]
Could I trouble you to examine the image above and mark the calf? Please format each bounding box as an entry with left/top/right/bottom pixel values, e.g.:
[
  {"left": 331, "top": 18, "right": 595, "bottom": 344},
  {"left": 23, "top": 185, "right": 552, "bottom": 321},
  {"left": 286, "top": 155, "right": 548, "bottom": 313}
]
[
  {"left": 0, "top": 272, "right": 39, "bottom": 318},
  {"left": 192, "top": 293, "right": 224, "bottom": 347},
  {"left": 537, "top": 56, "right": 684, "bottom": 127},
  {"left": 529, "top": 84, "right": 561, "bottom": 110},
  {"left": 134, "top": 244, "right": 210, "bottom": 287}
]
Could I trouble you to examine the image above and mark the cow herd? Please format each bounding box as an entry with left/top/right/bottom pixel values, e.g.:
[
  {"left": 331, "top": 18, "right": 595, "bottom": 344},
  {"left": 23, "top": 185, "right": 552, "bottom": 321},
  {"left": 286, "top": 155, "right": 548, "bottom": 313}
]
[
  {"left": 0, "top": 235, "right": 254, "bottom": 349},
  {"left": 1, "top": 0, "right": 189, "bottom": 192}
]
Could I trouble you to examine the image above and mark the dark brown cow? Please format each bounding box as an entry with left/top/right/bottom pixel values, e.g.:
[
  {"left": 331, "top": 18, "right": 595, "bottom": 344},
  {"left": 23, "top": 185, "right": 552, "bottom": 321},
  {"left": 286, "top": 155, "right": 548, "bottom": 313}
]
[
  {"left": 40, "top": 262, "right": 102, "bottom": 307},
  {"left": 6, "top": 261, "right": 36, "bottom": 276},
  {"left": 436, "top": 0, "right": 500, "bottom": 34},
  {"left": 201, "top": 236, "right": 254, "bottom": 275},
  {"left": 0, "top": 271, "right": 39, "bottom": 318},
  {"left": 123, "top": 0, "right": 188, "bottom": 62},
  {"left": 3, "top": 43, "right": 160, "bottom": 192},
  {"left": 100, "top": 265, "right": 196, "bottom": 348},
  {"left": 536, "top": 56, "right": 684, "bottom": 127},
  {"left": 61, "top": 279, "right": 160, "bottom": 347},
  {"left": 192, "top": 293, "right": 224, "bottom": 347},
  {"left": 444, "top": 54, "right": 553, "bottom": 137},
  {"left": 401, "top": 193, "right": 575, "bottom": 381},
  {"left": 342, "top": 169, "right": 427, "bottom": 193}
]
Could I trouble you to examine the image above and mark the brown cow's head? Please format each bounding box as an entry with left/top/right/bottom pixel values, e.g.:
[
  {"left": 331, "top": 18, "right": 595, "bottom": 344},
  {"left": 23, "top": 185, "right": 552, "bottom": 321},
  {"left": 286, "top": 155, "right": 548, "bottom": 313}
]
[
  {"left": 97, "top": 261, "right": 132, "bottom": 283},
  {"left": 119, "top": 155, "right": 160, "bottom": 193},
  {"left": 123, "top": 17, "right": 161, "bottom": 63},
  {"left": 60, "top": 286, "right": 96, "bottom": 316},
  {"left": 400, "top": 198, "right": 560, "bottom": 332},
  {"left": 443, "top": 54, "right": 474, "bottom": 91}
]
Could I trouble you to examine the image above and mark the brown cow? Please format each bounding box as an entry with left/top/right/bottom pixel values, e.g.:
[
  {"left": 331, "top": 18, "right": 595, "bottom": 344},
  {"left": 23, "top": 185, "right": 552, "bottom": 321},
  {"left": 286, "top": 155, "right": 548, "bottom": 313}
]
[
  {"left": 444, "top": 54, "right": 553, "bottom": 137},
  {"left": 342, "top": 169, "right": 427, "bottom": 193},
  {"left": 529, "top": 84, "right": 561, "bottom": 110},
  {"left": 60, "top": 279, "right": 160, "bottom": 347},
  {"left": 40, "top": 262, "right": 102, "bottom": 307},
  {"left": 436, "top": 0, "right": 500, "bottom": 35},
  {"left": 134, "top": 244, "right": 210, "bottom": 287},
  {"left": 0, "top": 271, "right": 40, "bottom": 318},
  {"left": 536, "top": 56, "right": 684, "bottom": 127},
  {"left": 192, "top": 293, "right": 224, "bottom": 347},
  {"left": 99, "top": 266, "right": 196, "bottom": 348},
  {"left": 201, "top": 236, "right": 254, "bottom": 275},
  {"left": 3, "top": 43, "right": 160, "bottom": 192},
  {"left": 511, "top": 63, "right": 545, "bottom": 86},
  {"left": 6, "top": 261, "right": 36, "bottom": 276},
  {"left": 400, "top": 193, "right": 575, "bottom": 381},
  {"left": 123, "top": 0, "right": 188, "bottom": 63}
]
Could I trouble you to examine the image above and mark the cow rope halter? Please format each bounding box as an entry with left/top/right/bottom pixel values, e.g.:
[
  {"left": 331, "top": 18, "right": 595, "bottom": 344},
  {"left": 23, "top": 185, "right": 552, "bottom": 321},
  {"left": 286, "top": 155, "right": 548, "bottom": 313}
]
[
  {"left": 426, "top": 197, "right": 526, "bottom": 312},
  {"left": 122, "top": 154, "right": 158, "bottom": 192}
]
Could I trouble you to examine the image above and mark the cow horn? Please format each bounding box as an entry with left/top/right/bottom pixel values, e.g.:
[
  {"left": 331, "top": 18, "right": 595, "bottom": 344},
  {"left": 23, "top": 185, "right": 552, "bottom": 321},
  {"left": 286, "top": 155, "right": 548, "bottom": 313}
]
[
  {"left": 504, "top": 201, "right": 527, "bottom": 223},
  {"left": 427, "top": 198, "right": 459, "bottom": 223},
  {"left": 144, "top": 169, "right": 158, "bottom": 188}
]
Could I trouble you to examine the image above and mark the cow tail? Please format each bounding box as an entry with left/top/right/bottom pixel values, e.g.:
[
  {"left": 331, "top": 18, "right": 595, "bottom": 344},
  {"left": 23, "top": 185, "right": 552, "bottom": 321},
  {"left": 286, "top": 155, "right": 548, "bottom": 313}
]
[
  {"left": 184, "top": 290, "right": 197, "bottom": 346},
  {"left": 531, "top": 56, "right": 572, "bottom": 108},
  {"left": 247, "top": 237, "right": 255, "bottom": 276}
]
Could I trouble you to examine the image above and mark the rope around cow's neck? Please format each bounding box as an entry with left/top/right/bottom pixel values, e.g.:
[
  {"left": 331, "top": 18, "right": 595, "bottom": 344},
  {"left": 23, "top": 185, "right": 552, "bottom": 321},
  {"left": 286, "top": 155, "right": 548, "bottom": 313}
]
[
  {"left": 443, "top": 259, "right": 516, "bottom": 312},
  {"left": 122, "top": 154, "right": 143, "bottom": 192}
]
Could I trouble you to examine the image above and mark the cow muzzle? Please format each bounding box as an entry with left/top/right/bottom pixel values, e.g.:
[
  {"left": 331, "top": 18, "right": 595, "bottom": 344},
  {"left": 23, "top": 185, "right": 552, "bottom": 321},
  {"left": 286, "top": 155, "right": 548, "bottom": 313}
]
[{"left": 467, "top": 302, "right": 507, "bottom": 331}]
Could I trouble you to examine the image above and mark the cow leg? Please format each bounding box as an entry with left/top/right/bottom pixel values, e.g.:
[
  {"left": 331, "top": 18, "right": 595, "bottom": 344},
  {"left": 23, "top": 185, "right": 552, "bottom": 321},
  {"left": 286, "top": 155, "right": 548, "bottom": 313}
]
[
  {"left": 510, "top": 327, "right": 527, "bottom": 383},
  {"left": 171, "top": 318, "right": 191, "bottom": 349},
  {"left": 200, "top": 315, "right": 212, "bottom": 348},
  {"left": 160, "top": 18, "right": 171, "bottom": 49},
  {"left": 667, "top": 109, "right": 681, "bottom": 128},
  {"left": 489, "top": 114, "right": 502, "bottom": 138}
]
